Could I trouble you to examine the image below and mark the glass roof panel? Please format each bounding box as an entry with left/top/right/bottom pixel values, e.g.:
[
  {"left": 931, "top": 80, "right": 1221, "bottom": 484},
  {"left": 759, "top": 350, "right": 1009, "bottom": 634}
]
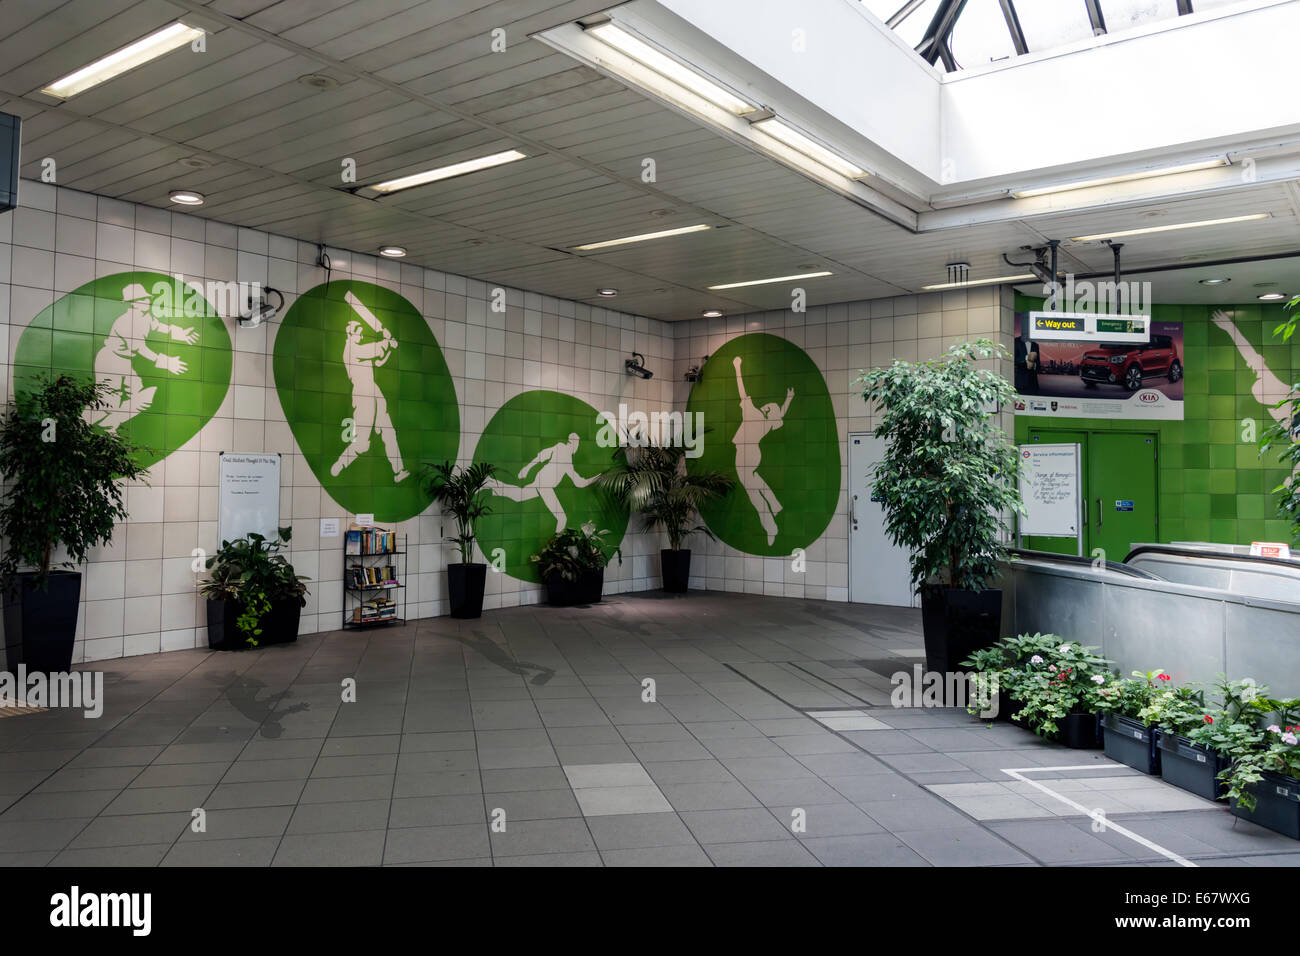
[
  {"left": 949, "top": 0, "right": 1017, "bottom": 68},
  {"left": 1013, "top": 0, "right": 1098, "bottom": 50},
  {"left": 1100, "top": 0, "right": 1181, "bottom": 33}
]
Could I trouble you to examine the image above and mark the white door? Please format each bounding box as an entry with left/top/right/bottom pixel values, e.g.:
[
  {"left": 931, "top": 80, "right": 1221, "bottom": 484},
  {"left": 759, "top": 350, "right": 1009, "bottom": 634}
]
[{"left": 849, "top": 433, "right": 915, "bottom": 607}]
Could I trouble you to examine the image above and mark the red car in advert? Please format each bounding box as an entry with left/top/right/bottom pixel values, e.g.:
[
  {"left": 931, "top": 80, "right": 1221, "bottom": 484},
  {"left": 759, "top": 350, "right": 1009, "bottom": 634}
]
[{"left": 1079, "top": 333, "right": 1183, "bottom": 392}]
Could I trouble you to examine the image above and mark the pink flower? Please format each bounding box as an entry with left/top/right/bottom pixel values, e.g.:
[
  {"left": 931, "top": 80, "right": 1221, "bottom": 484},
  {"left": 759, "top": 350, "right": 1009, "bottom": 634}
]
[
  {"left": 1048, "top": 664, "right": 1056, "bottom": 672},
  {"left": 1283, "top": 732, "right": 1299, "bottom": 746},
  {"left": 1268, "top": 724, "right": 1282, "bottom": 734},
  {"left": 1158, "top": 674, "right": 1171, "bottom": 682},
  {"left": 1030, "top": 655, "right": 1044, "bottom": 664}
]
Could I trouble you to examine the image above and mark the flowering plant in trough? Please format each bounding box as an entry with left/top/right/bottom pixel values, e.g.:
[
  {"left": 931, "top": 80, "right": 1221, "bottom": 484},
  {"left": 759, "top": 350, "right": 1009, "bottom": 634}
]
[{"left": 1008, "top": 640, "right": 1113, "bottom": 740}]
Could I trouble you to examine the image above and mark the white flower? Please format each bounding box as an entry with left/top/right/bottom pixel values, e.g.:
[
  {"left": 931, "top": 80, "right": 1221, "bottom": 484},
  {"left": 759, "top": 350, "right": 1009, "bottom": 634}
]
[
  {"left": 1283, "top": 732, "right": 1299, "bottom": 746},
  {"left": 1030, "top": 655, "right": 1044, "bottom": 664},
  {"left": 1091, "top": 675, "right": 1105, "bottom": 684},
  {"left": 1268, "top": 724, "right": 1282, "bottom": 734},
  {"left": 1059, "top": 644, "right": 1072, "bottom": 654}
]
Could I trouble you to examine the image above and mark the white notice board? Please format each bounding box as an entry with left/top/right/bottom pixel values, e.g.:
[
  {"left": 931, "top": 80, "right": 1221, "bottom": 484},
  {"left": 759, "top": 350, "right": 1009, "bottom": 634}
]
[
  {"left": 1018, "top": 443, "right": 1082, "bottom": 544},
  {"left": 218, "top": 452, "right": 281, "bottom": 545}
]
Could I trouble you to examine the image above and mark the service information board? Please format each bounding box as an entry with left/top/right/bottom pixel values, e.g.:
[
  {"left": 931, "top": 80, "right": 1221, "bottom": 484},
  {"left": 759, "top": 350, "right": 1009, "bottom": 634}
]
[
  {"left": 1018, "top": 443, "right": 1082, "bottom": 543},
  {"left": 218, "top": 452, "right": 281, "bottom": 545},
  {"left": 1014, "top": 314, "right": 1184, "bottom": 421}
]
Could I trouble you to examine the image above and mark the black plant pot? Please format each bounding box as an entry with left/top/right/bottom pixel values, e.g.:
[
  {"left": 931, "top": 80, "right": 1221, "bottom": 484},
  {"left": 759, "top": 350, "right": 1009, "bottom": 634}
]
[
  {"left": 2, "top": 571, "right": 81, "bottom": 672},
  {"left": 1158, "top": 732, "right": 1230, "bottom": 801},
  {"left": 544, "top": 569, "right": 604, "bottom": 607},
  {"left": 1231, "top": 770, "right": 1300, "bottom": 839},
  {"left": 997, "top": 689, "right": 1027, "bottom": 727},
  {"left": 448, "top": 563, "right": 487, "bottom": 619},
  {"left": 206, "top": 597, "right": 301, "bottom": 650},
  {"left": 1059, "top": 712, "right": 1104, "bottom": 749},
  {"left": 920, "top": 586, "right": 1002, "bottom": 701},
  {"left": 1102, "top": 713, "right": 1161, "bottom": 774},
  {"left": 661, "top": 549, "right": 691, "bottom": 593}
]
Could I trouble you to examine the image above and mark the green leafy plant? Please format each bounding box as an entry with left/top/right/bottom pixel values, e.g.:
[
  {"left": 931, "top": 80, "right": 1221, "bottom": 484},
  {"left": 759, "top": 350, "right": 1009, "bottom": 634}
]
[
  {"left": 425, "top": 461, "right": 497, "bottom": 564},
  {"left": 1260, "top": 295, "right": 1300, "bottom": 541},
  {"left": 199, "top": 527, "right": 309, "bottom": 646},
  {"left": 961, "top": 632, "right": 1064, "bottom": 719},
  {"left": 1095, "top": 669, "right": 1171, "bottom": 720},
  {"left": 1004, "top": 638, "right": 1113, "bottom": 740},
  {"left": 0, "top": 375, "right": 150, "bottom": 585},
  {"left": 856, "top": 340, "right": 1023, "bottom": 593},
  {"left": 530, "top": 523, "right": 622, "bottom": 582},
  {"left": 597, "top": 437, "right": 734, "bottom": 551}
]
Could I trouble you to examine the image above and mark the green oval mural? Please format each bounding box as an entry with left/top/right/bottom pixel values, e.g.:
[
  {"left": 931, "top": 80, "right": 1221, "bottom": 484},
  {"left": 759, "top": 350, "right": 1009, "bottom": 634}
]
[
  {"left": 12, "top": 271, "right": 232, "bottom": 470},
  {"left": 687, "top": 333, "right": 840, "bottom": 556},
  {"left": 472, "top": 390, "right": 627, "bottom": 582},
  {"left": 273, "top": 280, "right": 459, "bottom": 523}
]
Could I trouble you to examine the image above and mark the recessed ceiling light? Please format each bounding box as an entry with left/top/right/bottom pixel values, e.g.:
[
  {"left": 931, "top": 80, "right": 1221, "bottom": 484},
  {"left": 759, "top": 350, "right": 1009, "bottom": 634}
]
[
  {"left": 749, "top": 118, "right": 867, "bottom": 180},
  {"left": 708, "top": 270, "right": 832, "bottom": 291},
  {"left": 168, "top": 189, "right": 204, "bottom": 206},
  {"left": 597, "top": 288, "right": 618, "bottom": 297},
  {"left": 1011, "top": 158, "right": 1229, "bottom": 199},
  {"left": 702, "top": 309, "right": 723, "bottom": 318},
  {"left": 378, "top": 246, "right": 406, "bottom": 258},
  {"left": 649, "top": 208, "right": 676, "bottom": 218},
  {"left": 1199, "top": 278, "right": 1230, "bottom": 285},
  {"left": 40, "top": 22, "right": 204, "bottom": 98},
  {"left": 364, "top": 149, "right": 527, "bottom": 196},
  {"left": 178, "top": 155, "right": 214, "bottom": 169},
  {"left": 298, "top": 73, "right": 340, "bottom": 90},
  {"left": 1069, "top": 213, "right": 1270, "bottom": 243},
  {"left": 920, "top": 274, "right": 1038, "bottom": 291},
  {"left": 573, "top": 224, "right": 711, "bottom": 251},
  {"left": 1258, "top": 292, "right": 1289, "bottom": 301},
  {"left": 585, "top": 22, "right": 755, "bottom": 115}
]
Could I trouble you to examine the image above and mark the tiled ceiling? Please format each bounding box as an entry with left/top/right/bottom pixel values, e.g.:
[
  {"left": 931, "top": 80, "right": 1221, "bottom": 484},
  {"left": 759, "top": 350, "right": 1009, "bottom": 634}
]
[{"left": 1, "top": 0, "right": 1297, "bottom": 317}]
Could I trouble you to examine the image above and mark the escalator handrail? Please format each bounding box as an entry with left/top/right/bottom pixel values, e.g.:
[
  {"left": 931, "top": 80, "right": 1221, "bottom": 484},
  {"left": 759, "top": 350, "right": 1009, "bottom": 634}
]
[
  {"left": 1124, "top": 543, "right": 1300, "bottom": 573},
  {"left": 1006, "top": 548, "right": 1163, "bottom": 580}
]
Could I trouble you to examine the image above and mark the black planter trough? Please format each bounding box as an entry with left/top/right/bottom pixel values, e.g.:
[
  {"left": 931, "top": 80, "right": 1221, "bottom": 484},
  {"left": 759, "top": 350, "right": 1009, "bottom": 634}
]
[
  {"left": 448, "top": 563, "right": 487, "bottom": 619},
  {"left": 544, "top": 569, "right": 604, "bottom": 607},
  {"left": 1231, "top": 770, "right": 1300, "bottom": 839},
  {"left": 1102, "top": 713, "right": 1161, "bottom": 774},
  {"left": 1059, "top": 712, "right": 1104, "bottom": 749},
  {"left": 206, "top": 597, "right": 301, "bottom": 650},
  {"left": 2, "top": 571, "right": 82, "bottom": 672},
  {"left": 661, "top": 549, "right": 691, "bottom": 593},
  {"left": 1158, "top": 732, "right": 1230, "bottom": 801},
  {"left": 921, "top": 586, "right": 1002, "bottom": 703}
]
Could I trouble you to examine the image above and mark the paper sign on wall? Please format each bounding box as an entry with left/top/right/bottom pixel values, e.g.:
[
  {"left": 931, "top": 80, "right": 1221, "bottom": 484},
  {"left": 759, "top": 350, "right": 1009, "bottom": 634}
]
[
  {"left": 1250, "top": 542, "right": 1292, "bottom": 559},
  {"left": 320, "top": 518, "right": 340, "bottom": 538},
  {"left": 355, "top": 513, "right": 374, "bottom": 527},
  {"left": 1018, "top": 443, "right": 1082, "bottom": 540},
  {"left": 218, "top": 453, "right": 281, "bottom": 545}
]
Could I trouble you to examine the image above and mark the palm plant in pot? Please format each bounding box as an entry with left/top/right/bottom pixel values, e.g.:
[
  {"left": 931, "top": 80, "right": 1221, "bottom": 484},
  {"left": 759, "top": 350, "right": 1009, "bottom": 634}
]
[
  {"left": 0, "top": 375, "right": 149, "bottom": 672},
  {"left": 857, "top": 340, "right": 1021, "bottom": 682},
  {"left": 199, "top": 527, "right": 309, "bottom": 649},
  {"left": 597, "top": 438, "right": 733, "bottom": 593},
  {"left": 425, "top": 460, "right": 496, "bottom": 618},
  {"left": 530, "top": 523, "right": 621, "bottom": 606}
]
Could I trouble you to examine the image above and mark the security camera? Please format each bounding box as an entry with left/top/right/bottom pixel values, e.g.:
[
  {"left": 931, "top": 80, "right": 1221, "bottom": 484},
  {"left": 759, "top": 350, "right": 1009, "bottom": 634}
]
[
  {"left": 238, "top": 288, "right": 284, "bottom": 329},
  {"left": 625, "top": 352, "right": 653, "bottom": 380}
]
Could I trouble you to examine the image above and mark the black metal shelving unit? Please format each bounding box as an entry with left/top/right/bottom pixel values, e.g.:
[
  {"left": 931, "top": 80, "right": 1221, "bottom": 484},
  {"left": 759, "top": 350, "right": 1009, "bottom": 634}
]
[{"left": 342, "top": 533, "right": 407, "bottom": 629}]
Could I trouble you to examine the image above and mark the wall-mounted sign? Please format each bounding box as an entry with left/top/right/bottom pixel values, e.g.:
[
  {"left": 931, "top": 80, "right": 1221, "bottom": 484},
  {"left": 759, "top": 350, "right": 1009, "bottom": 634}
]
[
  {"left": 1028, "top": 311, "right": 1150, "bottom": 344},
  {"left": 1115, "top": 500, "right": 1135, "bottom": 512},
  {"left": 1250, "top": 542, "right": 1292, "bottom": 559},
  {"left": 320, "top": 518, "right": 340, "bottom": 538},
  {"left": 218, "top": 453, "right": 281, "bottom": 545},
  {"left": 1017, "top": 443, "right": 1082, "bottom": 550}
]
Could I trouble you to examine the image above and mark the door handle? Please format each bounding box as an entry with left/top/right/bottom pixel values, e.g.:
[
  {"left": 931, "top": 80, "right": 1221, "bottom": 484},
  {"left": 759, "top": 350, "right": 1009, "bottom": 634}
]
[
  {"left": 1097, "top": 498, "right": 1103, "bottom": 528},
  {"left": 850, "top": 494, "right": 857, "bottom": 528}
]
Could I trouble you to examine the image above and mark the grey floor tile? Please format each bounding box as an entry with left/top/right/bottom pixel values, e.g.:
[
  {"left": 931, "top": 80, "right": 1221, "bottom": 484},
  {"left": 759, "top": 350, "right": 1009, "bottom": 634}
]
[
  {"left": 895, "top": 826, "right": 1034, "bottom": 866},
  {"left": 705, "top": 840, "right": 821, "bottom": 867},
  {"left": 273, "top": 830, "right": 386, "bottom": 866},
  {"left": 393, "top": 771, "right": 481, "bottom": 798},
  {"left": 858, "top": 796, "right": 974, "bottom": 831},
  {"left": 490, "top": 818, "right": 596, "bottom": 857},
  {"left": 382, "top": 824, "right": 490, "bottom": 864},
  {"left": 493, "top": 851, "right": 603, "bottom": 867},
  {"left": 312, "top": 753, "right": 402, "bottom": 777},
  {"left": 680, "top": 808, "right": 794, "bottom": 845},
  {"left": 585, "top": 812, "right": 697, "bottom": 850},
  {"left": 479, "top": 766, "right": 570, "bottom": 792},
  {"left": 101, "top": 786, "right": 213, "bottom": 816},
  {"left": 299, "top": 775, "right": 394, "bottom": 804},
  {"left": 661, "top": 781, "right": 761, "bottom": 812},
  {"left": 801, "top": 833, "right": 931, "bottom": 867},
  {"left": 69, "top": 811, "right": 191, "bottom": 848},
  {"left": 642, "top": 760, "right": 737, "bottom": 786},
  {"left": 204, "top": 779, "right": 306, "bottom": 809},
  {"left": 288, "top": 799, "right": 391, "bottom": 834},
  {"left": 162, "top": 836, "right": 281, "bottom": 867},
  {"left": 52, "top": 844, "right": 171, "bottom": 867},
  {"left": 3, "top": 788, "right": 122, "bottom": 820},
  {"left": 486, "top": 789, "right": 582, "bottom": 822},
  {"left": 601, "top": 844, "right": 713, "bottom": 866},
  {"left": 180, "top": 805, "right": 293, "bottom": 841},
  {"left": 389, "top": 794, "right": 486, "bottom": 828}
]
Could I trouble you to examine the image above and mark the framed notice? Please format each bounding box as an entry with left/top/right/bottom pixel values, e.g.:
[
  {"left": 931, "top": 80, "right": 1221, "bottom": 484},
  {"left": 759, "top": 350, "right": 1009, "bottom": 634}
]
[
  {"left": 218, "top": 452, "right": 281, "bottom": 545},
  {"left": 1017, "top": 443, "right": 1082, "bottom": 553}
]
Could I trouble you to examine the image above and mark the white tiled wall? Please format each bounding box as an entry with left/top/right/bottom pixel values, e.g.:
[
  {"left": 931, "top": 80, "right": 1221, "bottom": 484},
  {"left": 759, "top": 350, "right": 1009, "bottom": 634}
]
[{"left": 1, "top": 179, "right": 1014, "bottom": 663}]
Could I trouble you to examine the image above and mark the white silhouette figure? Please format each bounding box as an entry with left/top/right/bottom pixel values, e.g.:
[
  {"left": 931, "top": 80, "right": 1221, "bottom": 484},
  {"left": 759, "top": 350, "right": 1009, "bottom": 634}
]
[
  {"left": 329, "top": 291, "right": 409, "bottom": 483},
  {"left": 1212, "top": 309, "right": 1299, "bottom": 478},
  {"left": 87, "top": 282, "right": 197, "bottom": 432},
  {"left": 733, "top": 356, "right": 794, "bottom": 546},
  {"left": 492, "top": 433, "right": 599, "bottom": 533}
]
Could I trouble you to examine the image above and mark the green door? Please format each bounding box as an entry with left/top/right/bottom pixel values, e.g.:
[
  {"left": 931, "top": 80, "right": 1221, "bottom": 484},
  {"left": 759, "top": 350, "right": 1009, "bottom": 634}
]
[
  {"left": 1088, "top": 433, "right": 1158, "bottom": 563},
  {"left": 1022, "top": 428, "right": 1089, "bottom": 555}
]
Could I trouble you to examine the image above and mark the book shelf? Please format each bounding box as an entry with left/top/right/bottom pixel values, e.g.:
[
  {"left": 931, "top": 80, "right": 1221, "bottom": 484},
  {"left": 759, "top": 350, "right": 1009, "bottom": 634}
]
[{"left": 342, "top": 530, "right": 407, "bottom": 629}]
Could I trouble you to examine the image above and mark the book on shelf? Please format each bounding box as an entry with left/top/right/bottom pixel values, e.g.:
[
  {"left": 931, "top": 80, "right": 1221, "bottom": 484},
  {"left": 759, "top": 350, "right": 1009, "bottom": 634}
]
[
  {"left": 346, "top": 566, "right": 399, "bottom": 589},
  {"left": 345, "top": 523, "right": 397, "bottom": 555},
  {"left": 352, "top": 595, "right": 398, "bottom": 623}
]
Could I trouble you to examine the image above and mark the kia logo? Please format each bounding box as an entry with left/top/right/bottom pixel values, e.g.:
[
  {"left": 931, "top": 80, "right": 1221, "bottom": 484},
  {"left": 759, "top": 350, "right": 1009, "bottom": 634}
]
[{"left": 1138, "top": 391, "right": 1160, "bottom": 403}]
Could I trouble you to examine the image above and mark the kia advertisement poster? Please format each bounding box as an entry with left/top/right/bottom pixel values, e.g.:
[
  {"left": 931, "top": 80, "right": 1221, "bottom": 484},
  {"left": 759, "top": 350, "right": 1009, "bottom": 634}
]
[{"left": 1012, "top": 315, "right": 1184, "bottom": 421}]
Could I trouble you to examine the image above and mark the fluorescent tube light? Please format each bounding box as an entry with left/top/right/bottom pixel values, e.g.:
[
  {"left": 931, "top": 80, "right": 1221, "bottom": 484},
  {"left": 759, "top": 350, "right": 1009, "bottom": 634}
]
[
  {"left": 573, "top": 224, "right": 711, "bottom": 251},
  {"left": 586, "top": 23, "right": 755, "bottom": 115},
  {"left": 1069, "top": 213, "right": 1270, "bottom": 243},
  {"left": 708, "top": 271, "right": 832, "bottom": 290},
  {"left": 920, "top": 274, "right": 1037, "bottom": 291},
  {"left": 751, "top": 119, "right": 867, "bottom": 179},
  {"left": 41, "top": 23, "right": 204, "bottom": 98},
  {"left": 368, "top": 149, "right": 527, "bottom": 195},
  {"left": 1011, "top": 159, "right": 1230, "bottom": 199}
]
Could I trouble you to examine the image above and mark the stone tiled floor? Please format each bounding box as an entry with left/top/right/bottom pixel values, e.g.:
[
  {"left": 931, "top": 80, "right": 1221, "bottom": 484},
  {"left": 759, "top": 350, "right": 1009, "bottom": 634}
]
[{"left": 2, "top": 591, "right": 1298, "bottom": 867}]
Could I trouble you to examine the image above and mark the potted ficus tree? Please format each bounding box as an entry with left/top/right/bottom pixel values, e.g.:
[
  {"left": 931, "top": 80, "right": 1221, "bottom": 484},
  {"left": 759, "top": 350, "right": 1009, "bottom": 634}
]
[
  {"left": 0, "top": 375, "right": 149, "bottom": 672},
  {"left": 858, "top": 340, "right": 1022, "bottom": 682},
  {"left": 530, "top": 523, "right": 621, "bottom": 606},
  {"left": 597, "top": 438, "right": 733, "bottom": 593},
  {"left": 426, "top": 460, "right": 496, "bottom": 618},
  {"left": 199, "top": 528, "right": 309, "bottom": 649}
]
